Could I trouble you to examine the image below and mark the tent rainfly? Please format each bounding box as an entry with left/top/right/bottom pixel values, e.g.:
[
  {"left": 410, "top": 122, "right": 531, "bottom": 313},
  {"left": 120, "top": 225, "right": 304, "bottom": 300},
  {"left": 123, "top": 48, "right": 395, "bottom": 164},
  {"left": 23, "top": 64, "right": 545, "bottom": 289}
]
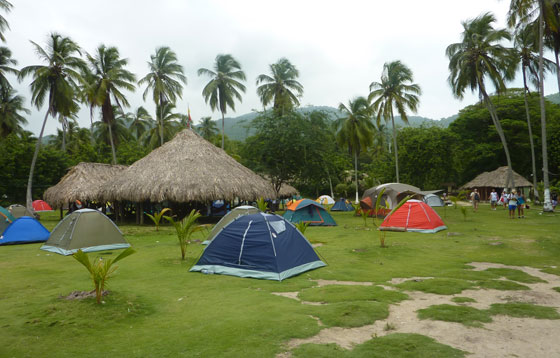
[
  {"left": 205, "top": 205, "right": 260, "bottom": 244},
  {"left": 380, "top": 200, "right": 447, "bottom": 233},
  {"left": 100, "top": 129, "right": 276, "bottom": 203},
  {"left": 191, "top": 213, "right": 326, "bottom": 280},
  {"left": 44, "top": 162, "right": 128, "bottom": 209},
  {"left": 283, "top": 199, "right": 337, "bottom": 226},
  {"left": 41, "top": 209, "right": 130, "bottom": 255}
]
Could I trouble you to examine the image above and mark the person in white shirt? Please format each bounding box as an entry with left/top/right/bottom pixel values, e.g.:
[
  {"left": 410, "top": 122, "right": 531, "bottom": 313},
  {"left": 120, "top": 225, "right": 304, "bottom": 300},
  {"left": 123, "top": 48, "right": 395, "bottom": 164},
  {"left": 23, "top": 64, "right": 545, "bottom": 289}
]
[{"left": 489, "top": 188, "right": 498, "bottom": 210}]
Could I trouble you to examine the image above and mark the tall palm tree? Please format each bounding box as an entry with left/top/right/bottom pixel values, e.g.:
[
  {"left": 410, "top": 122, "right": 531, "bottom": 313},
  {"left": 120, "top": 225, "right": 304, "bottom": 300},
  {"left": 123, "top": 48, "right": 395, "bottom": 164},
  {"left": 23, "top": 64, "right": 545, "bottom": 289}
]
[
  {"left": 447, "top": 13, "right": 519, "bottom": 190},
  {"left": 508, "top": 0, "right": 554, "bottom": 211},
  {"left": 18, "top": 33, "right": 85, "bottom": 210},
  {"left": 256, "top": 58, "right": 304, "bottom": 114},
  {"left": 141, "top": 102, "right": 181, "bottom": 149},
  {"left": 93, "top": 105, "right": 130, "bottom": 150},
  {"left": 0, "top": 46, "right": 17, "bottom": 89},
  {"left": 126, "top": 106, "right": 152, "bottom": 140},
  {"left": 198, "top": 54, "right": 246, "bottom": 149},
  {"left": 198, "top": 116, "right": 218, "bottom": 140},
  {"left": 514, "top": 23, "right": 555, "bottom": 200},
  {"left": 0, "top": 87, "right": 29, "bottom": 137},
  {"left": 86, "top": 45, "right": 136, "bottom": 164},
  {"left": 369, "top": 60, "right": 421, "bottom": 183},
  {"left": 0, "top": 0, "right": 12, "bottom": 42},
  {"left": 335, "top": 97, "right": 375, "bottom": 203},
  {"left": 139, "top": 46, "right": 186, "bottom": 147}
]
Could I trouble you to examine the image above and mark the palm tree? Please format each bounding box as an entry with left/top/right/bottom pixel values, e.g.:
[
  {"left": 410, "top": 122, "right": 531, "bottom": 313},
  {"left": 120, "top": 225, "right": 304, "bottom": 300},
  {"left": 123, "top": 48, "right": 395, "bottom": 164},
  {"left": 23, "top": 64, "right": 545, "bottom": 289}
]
[
  {"left": 514, "top": 23, "right": 555, "bottom": 200},
  {"left": 256, "top": 58, "right": 304, "bottom": 114},
  {"left": 447, "top": 13, "right": 519, "bottom": 190},
  {"left": 0, "top": 87, "right": 29, "bottom": 137},
  {"left": 198, "top": 54, "right": 246, "bottom": 149},
  {"left": 335, "top": 97, "right": 375, "bottom": 203},
  {"left": 126, "top": 106, "right": 153, "bottom": 140},
  {"left": 93, "top": 105, "right": 130, "bottom": 149},
  {"left": 18, "top": 33, "right": 85, "bottom": 210},
  {"left": 369, "top": 60, "right": 421, "bottom": 183},
  {"left": 141, "top": 102, "right": 181, "bottom": 149},
  {"left": 139, "top": 46, "right": 186, "bottom": 147},
  {"left": 0, "top": 46, "right": 17, "bottom": 89},
  {"left": 0, "top": 0, "right": 12, "bottom": 42},
  {"left": 508, "top": 0, "right": 554, "bottom": 211},
  {"left": 85, "top": 45, "right": 136, "bottom": 164},
  {"left": 197, "top": 116, "right": 218, "bottom": 141}
]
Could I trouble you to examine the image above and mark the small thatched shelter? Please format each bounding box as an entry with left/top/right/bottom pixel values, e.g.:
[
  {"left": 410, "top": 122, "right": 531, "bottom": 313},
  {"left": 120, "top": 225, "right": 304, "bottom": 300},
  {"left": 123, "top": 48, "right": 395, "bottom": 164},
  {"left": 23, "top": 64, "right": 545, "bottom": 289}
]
[
  {"left": 461, "top": 166, "right": 533, "bottom": 199},
  {"left": 100, "top": 129, "right": 276, "bottom": 203},
  {"left": 44, "top": 162, "right": 128, "bottom": 209},
  {"left": 277, "top": 183, "right": 299, "bottom": 198}
]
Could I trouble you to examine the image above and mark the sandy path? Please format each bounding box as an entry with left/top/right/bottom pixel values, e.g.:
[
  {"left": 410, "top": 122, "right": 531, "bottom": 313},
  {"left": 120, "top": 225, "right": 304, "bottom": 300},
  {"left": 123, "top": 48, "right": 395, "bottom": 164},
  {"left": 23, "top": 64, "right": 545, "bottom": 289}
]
[{"left": 275, "top": 263, "right": 560, "bottom": 358}]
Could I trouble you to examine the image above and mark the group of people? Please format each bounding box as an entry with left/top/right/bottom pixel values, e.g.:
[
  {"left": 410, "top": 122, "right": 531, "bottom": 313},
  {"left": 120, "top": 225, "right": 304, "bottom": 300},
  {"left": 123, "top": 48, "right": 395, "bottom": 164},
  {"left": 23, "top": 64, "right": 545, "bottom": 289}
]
[{"left": 470, "top": 188, "right": 526, "bottom": 219}]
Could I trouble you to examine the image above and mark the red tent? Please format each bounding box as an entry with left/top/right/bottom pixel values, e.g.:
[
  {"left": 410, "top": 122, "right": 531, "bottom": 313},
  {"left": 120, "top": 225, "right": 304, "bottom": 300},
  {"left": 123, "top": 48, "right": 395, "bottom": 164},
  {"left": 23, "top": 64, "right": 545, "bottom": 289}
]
[
  {"left": 380, "top": 200, "right": 446, "bottom": 233},
  {"left": 32, "top": 200, "right": 53, "bottom": 212}
]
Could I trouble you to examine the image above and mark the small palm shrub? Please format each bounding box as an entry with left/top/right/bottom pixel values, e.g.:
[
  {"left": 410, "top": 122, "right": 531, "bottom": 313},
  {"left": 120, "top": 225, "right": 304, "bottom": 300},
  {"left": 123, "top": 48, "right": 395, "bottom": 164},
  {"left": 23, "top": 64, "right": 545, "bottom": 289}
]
[
  {"left": 165, "top": 210, "right": 208, "bottom": 260},
  {"left": 145, "top": 208, "right": 171, "bottom": 231},
  {"left": 295, "top": 221, "right": 309, "bottom": 234},
  {"left": 72, "top": 248, "right": 136, "bottom": 304},
  {"left": 256, "top": 197, "right": 268, "bottom": 212},
  {"left": 460, "top": 206, "right": 468, "bottom": 221}
]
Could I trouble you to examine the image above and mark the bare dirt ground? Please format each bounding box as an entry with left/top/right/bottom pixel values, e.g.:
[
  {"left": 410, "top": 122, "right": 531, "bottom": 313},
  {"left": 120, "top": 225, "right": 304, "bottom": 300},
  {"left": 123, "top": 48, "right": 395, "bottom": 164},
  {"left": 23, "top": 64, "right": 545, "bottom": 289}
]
[{"left": 274, "top": 263, "right": 560, "bottom": 358}]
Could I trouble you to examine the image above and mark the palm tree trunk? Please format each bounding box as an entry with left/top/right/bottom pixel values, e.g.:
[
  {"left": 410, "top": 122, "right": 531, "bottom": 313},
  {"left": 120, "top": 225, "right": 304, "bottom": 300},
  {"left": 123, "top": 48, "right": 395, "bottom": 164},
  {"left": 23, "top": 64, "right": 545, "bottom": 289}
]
[
  {"left": 538, "top": 2, "right": 553, "bottom": 211},
  {"left": 522, "top": 68, "right": 539, "bottom": 201},
  {"left": 479, "top": 83, "right": 515, "bottom": 189},
  {"left": 61, "top": 116, "right": 67, "bottom": 152},
  {"left": 159, "top": 95, "right": 165, "bottom": 147},
  {"left": 555, "top": 50, "right": 560, "bottom": 93},
  {"left": 221, "top": 111, "right": 225, "bottom": 150},
  {"left": 325, "top": 165, "right": 334, "bottom": 199},
  {"left": 26, "top": 106, "right": 51, "bottom": 211},
  {"left": 107, "top": 121, "right": 117, "bottom": 165},
  {"left": 390, "top": 111, "right": 399, "bottom": 183},
  {"left": 354, "top": 151, "right": 359, "bottom": 204}
]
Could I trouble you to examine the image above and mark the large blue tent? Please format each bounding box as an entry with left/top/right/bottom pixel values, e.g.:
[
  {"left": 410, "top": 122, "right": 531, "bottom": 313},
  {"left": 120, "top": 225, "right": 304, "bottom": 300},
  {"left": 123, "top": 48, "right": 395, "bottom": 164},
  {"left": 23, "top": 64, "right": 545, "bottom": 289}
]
[
  {"left": 0, "top": 216, "right": 50, "bottom": 245},
  {"left": 191, "top": 213, "right": 326, "bottom": 281}
]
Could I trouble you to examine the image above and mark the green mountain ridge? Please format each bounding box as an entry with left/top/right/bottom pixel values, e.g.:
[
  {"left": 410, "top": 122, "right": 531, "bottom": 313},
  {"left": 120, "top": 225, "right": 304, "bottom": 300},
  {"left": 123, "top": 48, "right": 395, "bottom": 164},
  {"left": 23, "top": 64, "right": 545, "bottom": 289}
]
[{"left": 212, "top": 106, "right": 458, "bottom": 141}]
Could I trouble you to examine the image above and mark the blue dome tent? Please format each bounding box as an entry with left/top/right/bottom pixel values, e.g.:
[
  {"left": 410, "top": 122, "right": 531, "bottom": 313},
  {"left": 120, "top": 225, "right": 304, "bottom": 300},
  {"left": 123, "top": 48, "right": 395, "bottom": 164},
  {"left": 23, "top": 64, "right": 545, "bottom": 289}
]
[
  {"left": 0, "top": 216, "right": 50, "bottom": 245},
  {"left": 331, "top": 198, "right": 354, "bottom": 211},
  {"left": 191, "top": 213, "right": 326, "bottom": 281}
]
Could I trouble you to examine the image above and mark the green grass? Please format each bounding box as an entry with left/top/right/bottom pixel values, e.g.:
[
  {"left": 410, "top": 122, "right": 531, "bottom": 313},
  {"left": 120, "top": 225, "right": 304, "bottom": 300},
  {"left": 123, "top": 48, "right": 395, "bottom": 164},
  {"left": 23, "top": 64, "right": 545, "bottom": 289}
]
[
  {"left": 292, "top": 333, "right": 467, "bottom": 357},
  {"left": 417, "top": 304, "right": 492, "bottom": 327},
  {"left": 418, "top": 302, "right": 559, "bottom": 327},
  {"left": 0, "top": 204, "right": 559, "bottom": 357},
  {"left": 308, "top": 301, "right": 389, "bottom": 327},
  {"left": 298, "top": 285, "right": 408, "bottom": 303},
  {"left": 488, "top": 303, "right": 560, "bottom": 319},
  {"left": 451, "top": 296, "right": 477, "bottom": 303},
  {"left": 484, "top": 267, "right": 546, "bottom": 283},
  {"left": 554, "top": 287, "right": 560, "bottom": 293},
  {"left": 475, "top": 279, "right": 531, "bottom": 291}
]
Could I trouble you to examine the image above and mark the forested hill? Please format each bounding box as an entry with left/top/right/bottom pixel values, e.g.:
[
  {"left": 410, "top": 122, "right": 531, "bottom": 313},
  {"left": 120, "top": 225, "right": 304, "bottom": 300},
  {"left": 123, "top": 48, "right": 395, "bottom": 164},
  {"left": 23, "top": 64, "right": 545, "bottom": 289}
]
[{"left": 214, "top": 106, "right": 457, "bottom": 141}]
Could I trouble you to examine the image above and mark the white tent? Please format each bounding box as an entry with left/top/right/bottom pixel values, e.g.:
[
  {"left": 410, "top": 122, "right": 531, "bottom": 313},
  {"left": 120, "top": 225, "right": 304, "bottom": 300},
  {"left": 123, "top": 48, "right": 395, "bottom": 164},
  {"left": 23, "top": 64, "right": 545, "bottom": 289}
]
[{"left": 316, "top": 195, "right": 335, "bottom": 205}]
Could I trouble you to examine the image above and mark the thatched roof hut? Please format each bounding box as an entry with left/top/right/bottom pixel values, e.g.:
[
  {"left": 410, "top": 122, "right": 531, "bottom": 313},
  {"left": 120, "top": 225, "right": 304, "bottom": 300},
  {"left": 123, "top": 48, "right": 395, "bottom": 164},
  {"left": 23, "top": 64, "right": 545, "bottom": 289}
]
[
  {"left": 100, "top": 129, "right": 276, "bottom": 202},
  {"left": 44, "top": 162, "right": 128, "bottom": 208},
  {"left": 277, "top": 183, "right": 299, "bottom": 198},
  {"left": 461, "top": 166, "right": 533, "bottom": 199}
]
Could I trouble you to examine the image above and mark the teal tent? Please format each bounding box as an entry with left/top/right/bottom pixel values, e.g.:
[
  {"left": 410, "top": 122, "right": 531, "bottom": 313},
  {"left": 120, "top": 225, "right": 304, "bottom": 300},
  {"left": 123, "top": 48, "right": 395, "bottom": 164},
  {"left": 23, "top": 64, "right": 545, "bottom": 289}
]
[{"left": 283, "top": 199, "right": 337, "bottom": 226}]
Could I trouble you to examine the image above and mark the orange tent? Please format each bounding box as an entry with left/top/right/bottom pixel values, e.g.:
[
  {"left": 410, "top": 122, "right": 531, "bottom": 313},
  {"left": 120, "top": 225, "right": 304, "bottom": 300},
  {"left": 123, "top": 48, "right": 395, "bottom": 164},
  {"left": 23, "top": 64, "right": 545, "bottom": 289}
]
[{"left": 380, "top": 200, "right": 446, "bottom": 233}]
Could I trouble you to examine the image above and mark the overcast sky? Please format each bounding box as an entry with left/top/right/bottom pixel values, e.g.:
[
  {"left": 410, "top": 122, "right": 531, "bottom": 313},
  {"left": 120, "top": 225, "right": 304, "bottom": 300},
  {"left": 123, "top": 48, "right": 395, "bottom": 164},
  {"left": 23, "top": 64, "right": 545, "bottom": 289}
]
[{"left": 4, "top": 0, "right": 558, "bottom": 136}]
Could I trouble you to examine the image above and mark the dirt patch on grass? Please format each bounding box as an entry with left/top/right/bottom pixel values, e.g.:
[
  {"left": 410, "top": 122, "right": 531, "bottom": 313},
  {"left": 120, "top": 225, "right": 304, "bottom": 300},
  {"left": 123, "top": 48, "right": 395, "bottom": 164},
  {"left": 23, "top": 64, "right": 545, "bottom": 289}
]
[
  {"left": 280, "top": 263, "right": 560, "bottom": 357},
  {"left": 61, "top": 290, "right": 108, "bottom": 300},
  {"left": 314, "top": 279, "right": 373, "bottom": 287}
]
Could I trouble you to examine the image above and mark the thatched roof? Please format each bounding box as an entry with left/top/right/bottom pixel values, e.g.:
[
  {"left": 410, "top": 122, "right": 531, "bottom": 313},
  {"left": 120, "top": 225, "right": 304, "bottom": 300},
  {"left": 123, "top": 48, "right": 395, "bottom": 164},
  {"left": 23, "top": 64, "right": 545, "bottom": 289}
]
[
  {"left": 461, "top": 166, "right": 533, "bottom": 189},
  {"left": 100, "top": 129, "right": 276, "bottom": 202},
  {"left": 277, "top": 183, "right": 299, "bottom": 198},
  {"left": 44, "top": 162, "right": 128, "bottom": 208}
]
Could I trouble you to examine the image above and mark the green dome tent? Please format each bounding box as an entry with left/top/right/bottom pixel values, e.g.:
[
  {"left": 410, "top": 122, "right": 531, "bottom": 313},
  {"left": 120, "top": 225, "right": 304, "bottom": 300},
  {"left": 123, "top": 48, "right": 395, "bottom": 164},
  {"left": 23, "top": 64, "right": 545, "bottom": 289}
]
[
  {"left": 41, "top": 209, "right": 130, "bottom": 255},
  {"left": 283, "top": 199, "right": 337, "bottom": 226}
]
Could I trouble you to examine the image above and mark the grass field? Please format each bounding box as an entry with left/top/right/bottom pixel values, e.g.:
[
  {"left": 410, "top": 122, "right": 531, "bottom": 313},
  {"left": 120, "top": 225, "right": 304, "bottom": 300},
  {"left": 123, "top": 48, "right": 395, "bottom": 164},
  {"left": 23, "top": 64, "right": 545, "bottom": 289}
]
[{"left": 0, "top": 204, "right": 558, "bottom": 357}]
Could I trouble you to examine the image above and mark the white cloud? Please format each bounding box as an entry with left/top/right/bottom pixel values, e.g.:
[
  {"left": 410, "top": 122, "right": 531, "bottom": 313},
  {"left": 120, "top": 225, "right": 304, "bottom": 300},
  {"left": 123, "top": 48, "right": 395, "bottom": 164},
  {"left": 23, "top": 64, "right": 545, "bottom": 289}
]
[{"left": 4, "top": 0, "right": 557, "bottom": 136}]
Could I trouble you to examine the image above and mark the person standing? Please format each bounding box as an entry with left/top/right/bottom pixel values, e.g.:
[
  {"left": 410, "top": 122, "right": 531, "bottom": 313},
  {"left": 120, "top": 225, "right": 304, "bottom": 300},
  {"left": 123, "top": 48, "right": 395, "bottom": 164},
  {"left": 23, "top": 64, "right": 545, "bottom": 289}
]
[
  {"left": 517, "top": 191, "right": 525, "bottom": 218},
  {"left": 470, "top": 188, "right": 480, "bottom": 212},
  {"left": 508, "top": 189, "right": 518, "bottom": 219},
  {"left": 489, "top": 188, "right": 498, "bottom": 210}
]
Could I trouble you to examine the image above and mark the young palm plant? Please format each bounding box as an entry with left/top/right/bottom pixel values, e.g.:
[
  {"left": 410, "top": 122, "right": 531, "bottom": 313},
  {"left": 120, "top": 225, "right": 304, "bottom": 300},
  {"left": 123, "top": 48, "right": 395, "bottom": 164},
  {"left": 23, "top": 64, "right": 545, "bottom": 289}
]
[
  {"left": 145, "top": 208, "right": 171, "bottom": 231},
  {"left": 165, "top": 209, "right": 207, "bottom": 260},
  {"left": 256, "top": 197, "right": 268, "bottom": 212},
  {"left": 72, "top": 247, "right": 135, "bottom": 304}
]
